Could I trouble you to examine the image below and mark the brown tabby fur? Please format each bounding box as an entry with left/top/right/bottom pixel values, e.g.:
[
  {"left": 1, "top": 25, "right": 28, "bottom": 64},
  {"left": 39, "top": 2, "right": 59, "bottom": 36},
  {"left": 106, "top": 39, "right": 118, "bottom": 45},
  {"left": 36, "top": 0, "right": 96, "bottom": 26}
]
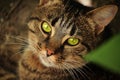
[
  {"left": 0, "top": 0, "right": 119, "bottom": 80},
  {"left": 0, "top": 0, "right": 38, "bottom": 80}
]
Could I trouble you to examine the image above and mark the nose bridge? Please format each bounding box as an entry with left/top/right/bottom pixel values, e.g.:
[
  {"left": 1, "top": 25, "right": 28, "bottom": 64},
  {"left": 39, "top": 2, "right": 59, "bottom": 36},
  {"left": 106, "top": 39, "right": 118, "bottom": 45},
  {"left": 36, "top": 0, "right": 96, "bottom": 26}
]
[
  {"left": 48, "top": 36, "right": 61, "bottom": 50},
  {"left": 47, "top": 26, "right": 66, "bottom": 51}
]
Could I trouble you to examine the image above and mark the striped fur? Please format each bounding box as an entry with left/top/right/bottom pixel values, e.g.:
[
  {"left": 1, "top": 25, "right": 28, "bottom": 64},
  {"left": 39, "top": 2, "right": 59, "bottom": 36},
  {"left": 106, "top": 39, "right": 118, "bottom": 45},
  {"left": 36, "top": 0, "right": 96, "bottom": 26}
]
[{"left": 0, "top": 0, "right": 119, "bottom": 80}]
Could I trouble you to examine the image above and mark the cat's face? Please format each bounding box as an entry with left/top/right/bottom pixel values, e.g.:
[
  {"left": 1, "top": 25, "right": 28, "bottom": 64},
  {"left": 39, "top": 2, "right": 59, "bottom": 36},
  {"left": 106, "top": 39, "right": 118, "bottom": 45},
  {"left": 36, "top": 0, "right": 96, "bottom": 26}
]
[
  {"left": 28, "top": 14, "right": 88, "bottom": 69},
  {"left": 26, "top": 0, "right": 118, "bottom": 70}
]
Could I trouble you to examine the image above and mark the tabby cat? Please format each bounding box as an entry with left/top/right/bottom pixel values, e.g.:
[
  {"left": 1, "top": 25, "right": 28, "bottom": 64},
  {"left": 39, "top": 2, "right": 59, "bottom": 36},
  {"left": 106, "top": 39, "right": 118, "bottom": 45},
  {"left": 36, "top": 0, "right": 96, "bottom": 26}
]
[
  {"left": 0, "top": 0, "right": 118, "bottom": 80},
  {"left": 18, "top": 0, "right": 118, "bottom": 80}
]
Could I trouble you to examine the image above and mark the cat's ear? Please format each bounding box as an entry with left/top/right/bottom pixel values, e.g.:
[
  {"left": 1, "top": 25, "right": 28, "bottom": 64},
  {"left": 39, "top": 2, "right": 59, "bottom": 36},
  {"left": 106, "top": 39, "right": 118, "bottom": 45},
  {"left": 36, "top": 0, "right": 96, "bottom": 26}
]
[{"left": 86, "top": 5, "right": 118, "bottom": 35}]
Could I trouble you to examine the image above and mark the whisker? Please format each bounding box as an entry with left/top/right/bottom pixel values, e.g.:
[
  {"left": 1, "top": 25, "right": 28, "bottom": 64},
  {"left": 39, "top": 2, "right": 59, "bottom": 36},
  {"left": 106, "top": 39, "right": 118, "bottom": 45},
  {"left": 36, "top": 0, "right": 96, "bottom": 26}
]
[
  {"left": 59, "top": 64, "right": 70, "bottom": 80},
  {"left": 14, "top": 50, "right": 24, "bottom": 54},
  {"left": 83, "top": 65, "right": 95, "bottom": 74},
  {"left": 5, "top": 43, "right": 28, "bottom": 48},
  {"left": 65, "top": 63, "right": 80, "bottom": 79},
  {"left": 65, "top": 60, "right": 85, "bottom": 66},
  {"left": 64, "top": 60, "right": 89, "bottom": 79},
  {"left": 76, "top": 68, "right": 89, "bottom": 80},
  {"left": 9, "top": 36, "right": 28, "bottom": 44},
  {"left": 57, "top": 64, "right": 67, "bottom": 75},
  {"left": 63, "top": 63, "right": 76, "bottom": 80}
]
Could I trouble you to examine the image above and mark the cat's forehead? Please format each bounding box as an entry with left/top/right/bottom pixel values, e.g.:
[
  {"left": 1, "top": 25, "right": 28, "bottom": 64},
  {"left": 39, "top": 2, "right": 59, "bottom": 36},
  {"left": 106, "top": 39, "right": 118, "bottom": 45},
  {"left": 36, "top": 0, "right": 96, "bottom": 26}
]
[
  {"left": 31, "top": 7, "right": 88, "bottom": 34},
  {"left": 30, "top": 2, "right": 93, "bottom": 37},
  {"left": 51, "top": 14, "right": 76, "bottom": 35},
  {"left": 34, "top": 2, "right": 75, "bottom": 20}
]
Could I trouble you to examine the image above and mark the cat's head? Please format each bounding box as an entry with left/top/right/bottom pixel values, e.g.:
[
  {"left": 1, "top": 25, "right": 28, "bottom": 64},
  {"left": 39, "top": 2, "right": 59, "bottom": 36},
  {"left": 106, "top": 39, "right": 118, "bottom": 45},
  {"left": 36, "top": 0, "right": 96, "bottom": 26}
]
[{"left": 27, "top": 0, "right": 118, "bottom": 69}]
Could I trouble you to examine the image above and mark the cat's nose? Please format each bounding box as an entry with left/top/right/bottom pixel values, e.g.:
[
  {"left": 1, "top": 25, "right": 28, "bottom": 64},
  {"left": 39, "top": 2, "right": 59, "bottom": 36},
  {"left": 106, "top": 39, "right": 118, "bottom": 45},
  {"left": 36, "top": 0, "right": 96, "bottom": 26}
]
[{"left": 46, "top": 48, "right": 54, "bottom": 57}]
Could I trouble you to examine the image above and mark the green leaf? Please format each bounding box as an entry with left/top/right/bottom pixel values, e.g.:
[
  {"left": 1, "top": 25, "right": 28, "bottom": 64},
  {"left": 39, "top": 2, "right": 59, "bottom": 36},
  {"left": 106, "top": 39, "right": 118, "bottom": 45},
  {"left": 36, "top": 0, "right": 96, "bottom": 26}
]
[{"left": 85, "top": 34, "right": 120, "bottom": 73}]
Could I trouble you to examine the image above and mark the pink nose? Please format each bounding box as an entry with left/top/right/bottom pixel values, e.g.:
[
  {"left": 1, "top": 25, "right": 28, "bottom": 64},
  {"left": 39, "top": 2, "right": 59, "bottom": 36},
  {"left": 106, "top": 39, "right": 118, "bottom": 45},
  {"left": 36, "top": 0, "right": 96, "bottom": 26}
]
[{"left": 46, "top": 48, "right": 54, "bottom": 56}]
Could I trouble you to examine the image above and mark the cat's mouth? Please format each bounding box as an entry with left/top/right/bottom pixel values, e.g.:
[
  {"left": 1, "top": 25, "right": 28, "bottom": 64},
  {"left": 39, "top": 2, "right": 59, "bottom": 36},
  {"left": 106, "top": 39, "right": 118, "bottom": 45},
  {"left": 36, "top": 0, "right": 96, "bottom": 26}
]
[
  {"left": 39, "top": 50, "right": 57, "bottom": 67},
  {"left": 38, "top": 50, "right": 86, "bottom": 69}
]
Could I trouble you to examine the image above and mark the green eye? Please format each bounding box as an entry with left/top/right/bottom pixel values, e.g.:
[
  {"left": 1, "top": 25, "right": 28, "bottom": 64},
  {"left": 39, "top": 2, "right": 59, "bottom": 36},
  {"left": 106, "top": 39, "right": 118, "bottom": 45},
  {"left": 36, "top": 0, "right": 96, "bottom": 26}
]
[
  {"left": 42, "top": 22, "right": 51, "bottom": 33},
  {"left": 67, "top": 37, "right": 79, "bottom": 46}
]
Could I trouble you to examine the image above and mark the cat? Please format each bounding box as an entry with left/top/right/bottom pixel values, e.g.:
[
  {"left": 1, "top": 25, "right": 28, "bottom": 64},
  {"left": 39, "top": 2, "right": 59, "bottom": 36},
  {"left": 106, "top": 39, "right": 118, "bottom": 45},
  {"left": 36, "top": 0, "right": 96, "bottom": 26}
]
[
  {"left": 18, "top": 0, "right": 118, "bottom": 80},
  {"left": 0, "top": 0, "right": 118, "bottom": 80}
]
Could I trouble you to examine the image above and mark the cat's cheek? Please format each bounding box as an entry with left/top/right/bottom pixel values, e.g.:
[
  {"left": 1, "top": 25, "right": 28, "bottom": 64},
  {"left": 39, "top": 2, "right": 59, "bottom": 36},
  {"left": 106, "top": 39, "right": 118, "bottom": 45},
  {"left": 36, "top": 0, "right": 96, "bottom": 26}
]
[
  {"left": 28, "top": 32, "right": 38, "bottom": 44},
  {"left": 78, "top": 45, "right": 88, "bottom": 56},
  {"left": 64, "top": 55, "right": 87, "bottom": 68}
]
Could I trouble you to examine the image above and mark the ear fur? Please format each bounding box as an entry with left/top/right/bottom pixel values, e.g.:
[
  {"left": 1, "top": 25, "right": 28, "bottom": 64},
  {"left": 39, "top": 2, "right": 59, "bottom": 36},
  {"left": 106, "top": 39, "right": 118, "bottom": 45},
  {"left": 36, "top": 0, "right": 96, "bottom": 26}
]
[{"left": 86, "top": 5, "right": 118, "bottom": 34}]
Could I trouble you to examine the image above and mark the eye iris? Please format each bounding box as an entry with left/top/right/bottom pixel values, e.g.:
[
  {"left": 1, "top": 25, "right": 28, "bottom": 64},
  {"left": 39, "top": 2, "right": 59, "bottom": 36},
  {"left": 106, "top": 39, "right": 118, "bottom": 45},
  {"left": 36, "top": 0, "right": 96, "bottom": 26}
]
[
  {"left": 42, "top": 22, "right": 51, "bottom": 32},
  {"left": 68, "top": 38, "right": 79, "bottom": 45}
]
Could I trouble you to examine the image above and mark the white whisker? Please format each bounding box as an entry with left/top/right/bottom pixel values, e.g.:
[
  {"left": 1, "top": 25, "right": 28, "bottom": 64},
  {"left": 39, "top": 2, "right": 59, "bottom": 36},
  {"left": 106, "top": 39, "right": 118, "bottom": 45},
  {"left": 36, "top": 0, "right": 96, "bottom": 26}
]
[
  {"left": 65, "top": 62, "right": 80, "bottom": 79},
  {"left": 75, "top": 68, "right": 89, "bottom": 80},
  {"left": 10, "top": 36, "right": 28, "bottom": 43},
  {"left": 84, "top": 65, "right": 94, "bottom": 74},
  {"left": 14, "top": 50, "right": 24, "bottom": 54},
  {"left": 64, "top": 60, "right": 89, "bottom": 79},
  {"left": 63, "top": 63, "right": 76, "bottom": 80}
]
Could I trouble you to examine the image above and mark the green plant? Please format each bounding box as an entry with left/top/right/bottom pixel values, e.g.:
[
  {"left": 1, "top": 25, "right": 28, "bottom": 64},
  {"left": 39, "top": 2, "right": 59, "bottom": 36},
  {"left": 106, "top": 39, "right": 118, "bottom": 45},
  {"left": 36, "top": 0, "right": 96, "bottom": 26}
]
[{"left": 85, "top": 33, "right": 120, "bottom": 73}]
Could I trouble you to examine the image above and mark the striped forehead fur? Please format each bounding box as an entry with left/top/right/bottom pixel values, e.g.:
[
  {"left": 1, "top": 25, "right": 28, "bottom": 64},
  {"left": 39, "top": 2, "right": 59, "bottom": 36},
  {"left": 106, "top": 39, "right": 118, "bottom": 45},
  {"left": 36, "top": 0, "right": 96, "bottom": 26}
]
[{"left": 51, "top": 14, "right": 77, "bottom": 36}]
